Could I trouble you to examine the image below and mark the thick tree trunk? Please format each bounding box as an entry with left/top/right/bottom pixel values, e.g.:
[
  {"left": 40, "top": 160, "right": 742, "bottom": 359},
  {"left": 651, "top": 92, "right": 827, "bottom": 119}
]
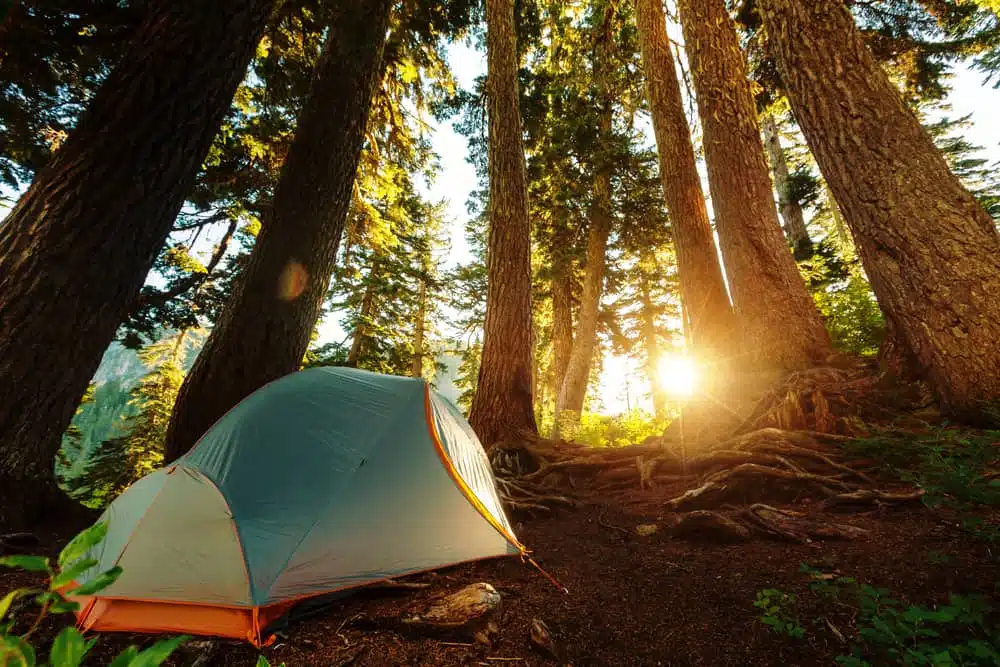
[
  {"left": 633, "top": 0, "right": 736, "bottom": 361},
  {"left": 758, "top": 0, "right": 1000, "bottom": 424},
  {"left": 678, "top": 0, "right": 832, "bottom": 372},
  {"left": 412, "top": 278, "right": 427, "bottom": 378},
  {"left": 0, "top": 0, "right": 275, "bottom": 529},
  {"left": 761, "top": 113, "right": 812, "bottom": 258},
  {"left": 467, "top": 0, "right": 538, "bottom": 446},
  {"left": 165, "top": 0, "right": 392, "bottom": 461}
]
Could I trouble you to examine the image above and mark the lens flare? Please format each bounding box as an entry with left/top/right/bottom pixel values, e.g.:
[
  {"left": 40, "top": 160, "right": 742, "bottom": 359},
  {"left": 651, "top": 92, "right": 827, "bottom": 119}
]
[
  {"left": 278, "top": 261, "right": 308, "bottom": 301},
  {"left": 656, "top": 354, "right": 697, "bottom": 398}
]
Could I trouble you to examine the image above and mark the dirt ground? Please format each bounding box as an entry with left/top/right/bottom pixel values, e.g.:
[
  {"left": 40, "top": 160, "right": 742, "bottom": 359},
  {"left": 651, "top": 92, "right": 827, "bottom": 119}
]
[{"left": 3, "top": 501, "right": 997, "bottom": 667}]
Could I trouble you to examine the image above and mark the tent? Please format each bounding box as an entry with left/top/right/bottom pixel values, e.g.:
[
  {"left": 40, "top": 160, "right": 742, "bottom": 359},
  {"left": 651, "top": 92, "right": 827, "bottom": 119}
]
[{"left": 71, "top": 367, "right": 523, "bottom": 645}]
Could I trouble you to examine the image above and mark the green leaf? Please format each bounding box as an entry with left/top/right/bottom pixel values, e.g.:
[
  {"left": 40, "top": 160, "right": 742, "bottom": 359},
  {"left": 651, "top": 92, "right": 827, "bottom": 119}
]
[
  {"left": 1, "top": 634, "right": 37, "bottom": 667},
  {"left": 0, "top": 588, "right": 28, "bottom": 620},
  {"left": 71, "top": 567, "right": 122, "bottom": 596},
  {"left": 59, "top": 522, "right": 108, "bottom": 568},
  {"left": 108, "top": 646, "right": 139, "bottom": 667},
  {"left": 126, "top": 635, "right": 189, "bottom": 667},
  {"left": 0, "top": 556, "right": 50, "bottom": 573},
  {"left": 49, "top": 626, "right": 88, "bottom": 667},
  {"left": 48, "top": 598, "right": 81, "bottom": 615},
  {"left": 51, "top": 559, "right": 99, "bottom": 589},
  {"left": 256, "top": 656, "right": 271, "bottom": 667}
]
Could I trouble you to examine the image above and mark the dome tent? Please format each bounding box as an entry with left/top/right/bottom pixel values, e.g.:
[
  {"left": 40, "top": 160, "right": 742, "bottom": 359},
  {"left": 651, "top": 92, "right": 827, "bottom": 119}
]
[{"left": 71, "top": 367, "right": 523, "bottom": 645}]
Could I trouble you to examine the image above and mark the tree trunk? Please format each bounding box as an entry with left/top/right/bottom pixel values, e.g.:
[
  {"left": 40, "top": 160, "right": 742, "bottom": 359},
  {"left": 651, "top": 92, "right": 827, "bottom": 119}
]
[
  {"left": 0, "top": 0, "right": 275, "bottom": 529},
  {"left": 761, "top": 113, "right": 812, "bottom": 258},
  {"left": 556, "top": 12, "right": 614, "bottom": 422},
  {"left": 678, "top": 0, "right": 832, "bottom": 372},
  {"left": 633, "top": 0, "right": 736, "bottom": 361},
  {"left": 164, "top": 0, "right": 392, "bottom": 461},
  {"left": 412, "top": 278, "right": 427, "bottom": 378},
  {"left": 467, "top": 0, "right": 538, "bottom": 446},
  {"left": 639, "top": 251, "right": 667, "bottom": 418},
  {"left": 550, "top": 252, "right": 574, "bottom": 411},
  {"left": 347, "top": 261, "right": 381, "bottom": 368},
  {"left": 758, "top": 0, "right": 1000, "bottom": 424}
]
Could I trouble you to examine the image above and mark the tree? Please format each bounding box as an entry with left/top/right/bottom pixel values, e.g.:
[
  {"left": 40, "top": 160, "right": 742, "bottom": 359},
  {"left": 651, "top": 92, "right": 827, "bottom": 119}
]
[
  {"left": 467, "top": 0, "right": 539, "bottom": 446},
  {"left": 761, "top": 111, "right": 812, "bottom": 257},
  {"left": 633, "top": 0, "right": 736, "bottom": 362},
  {"left": 0, "top": 0, "right": 276, "bottom": 528},
  {"left": 165, "top": 0, "right": 394, "bottom": 461},
  {"left": 556, "top": 0, "right": 616, "bottom": 422},
  {"left": 677, "top": 0, "right": 832, "bottom": 372},
  {"left": 74, "top": 332, "right": 193, "bottom": 507},
  {"left": 758, "top": 0, "right": 1000, "bottom": 424}
]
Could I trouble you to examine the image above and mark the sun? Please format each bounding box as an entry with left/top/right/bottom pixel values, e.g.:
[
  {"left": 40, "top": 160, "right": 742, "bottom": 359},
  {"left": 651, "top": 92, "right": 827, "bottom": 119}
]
[{"left": 656, "top": 354, "right": 697, "bottom": 398}]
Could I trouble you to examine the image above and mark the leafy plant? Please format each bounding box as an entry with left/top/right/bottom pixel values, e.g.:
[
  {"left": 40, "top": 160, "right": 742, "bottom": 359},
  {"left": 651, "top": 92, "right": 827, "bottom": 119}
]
[
  {"left": 837, "top": 587, "right": 1000, "bottom": 666},
  {"left": 1, "top": 522, "right": 189, "bottom": 666},
  {"left": 754, "top": 588, "right": 806, "bottom": 639},
  {"left": 844, "top": 427, "right": 1000, "bottom": 547}
]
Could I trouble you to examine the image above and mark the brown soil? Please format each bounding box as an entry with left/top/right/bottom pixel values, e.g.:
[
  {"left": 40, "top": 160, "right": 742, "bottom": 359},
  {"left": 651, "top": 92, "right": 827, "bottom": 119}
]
[{"left": 3, "top": 502, "right": 997, "bottom": 667}]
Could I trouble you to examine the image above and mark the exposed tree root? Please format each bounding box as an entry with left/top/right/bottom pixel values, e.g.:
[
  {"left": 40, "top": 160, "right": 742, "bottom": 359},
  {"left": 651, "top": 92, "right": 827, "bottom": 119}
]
[{"left": 490, "top": 364, "right": 929, "bottom": 542}]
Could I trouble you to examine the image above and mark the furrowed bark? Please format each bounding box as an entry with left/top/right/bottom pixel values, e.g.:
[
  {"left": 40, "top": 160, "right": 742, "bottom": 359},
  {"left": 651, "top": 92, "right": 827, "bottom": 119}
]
[
  {"left": 468, "top": 0, "right": 539, "bottom": 446},
  {"left": 633, "top": 0, "right": 736, "bottom": 362},
  {"left": 0, "top": 0, "right": 276, "bottom": 528},
  {"left": 758, "top": 0, "right": 1000, "bottom": 424},
  {"left": 678, "top": 0, "right": 832, "bottom": 372},
  {"left": 164, "top": 0, "right": 393, "bottom": 460}
]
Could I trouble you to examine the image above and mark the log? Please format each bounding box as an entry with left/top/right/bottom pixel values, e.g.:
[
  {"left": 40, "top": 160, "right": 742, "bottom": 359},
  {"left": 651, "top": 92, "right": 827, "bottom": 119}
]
[{"left": 401, "top": 583, "right": 502, "bottom": 645}]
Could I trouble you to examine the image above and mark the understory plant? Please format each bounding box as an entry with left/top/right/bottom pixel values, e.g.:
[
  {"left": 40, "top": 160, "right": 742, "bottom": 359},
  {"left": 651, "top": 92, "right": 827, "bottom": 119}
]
[
  {"left": 754, "top": 564, "right": 1000, "bottom": 665},
  {"left": 1, "top": 522, "right": 188, "bottom": 666}
]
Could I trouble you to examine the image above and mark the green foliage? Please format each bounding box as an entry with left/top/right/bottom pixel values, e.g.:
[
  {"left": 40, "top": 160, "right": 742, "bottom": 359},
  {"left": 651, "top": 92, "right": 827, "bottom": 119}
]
[
  {"left": 754, "top": 588, "right": 806, "bottom": 639},
  {"left": 804, "top": 259, "right": 886, "bottom": 357},
  {"left": 58, "top": 331, "right": 199, "bottom": 508},
  {"left": 838, "top": 587, "right": 1000, "bottom": 665},
  {"left": 845, "top": 428, "right": 1000, "bottom": 510},
  {"left": 558, "top": 410, "right": 668, "bottom": 449},
  {"left": 760, "top": 565, "right": 1000, "bottom": 665},
  {"left": 0, "top": 522, "right": 188, "bottom": 667}
]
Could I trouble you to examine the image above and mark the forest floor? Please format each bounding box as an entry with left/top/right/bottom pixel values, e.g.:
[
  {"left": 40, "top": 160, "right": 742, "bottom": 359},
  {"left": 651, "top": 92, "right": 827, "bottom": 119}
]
[
  {"left": 3, "top": 495, "right": 998, "bottom": 666},
  {"left": 3, "top": 366, "right": 999, "bottom": 665}
]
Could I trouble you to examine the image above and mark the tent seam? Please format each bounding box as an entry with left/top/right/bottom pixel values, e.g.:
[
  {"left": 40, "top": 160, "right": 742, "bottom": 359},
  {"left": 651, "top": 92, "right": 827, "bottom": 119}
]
[
  {"left": 422, "top": 385, "right": 525, "bottom": 552},
  {"left": 196, "top": 471, "right": 257, "bottom": 607},
  {"left": 259, "top": 383, "right": 429, "bottom": 603}
]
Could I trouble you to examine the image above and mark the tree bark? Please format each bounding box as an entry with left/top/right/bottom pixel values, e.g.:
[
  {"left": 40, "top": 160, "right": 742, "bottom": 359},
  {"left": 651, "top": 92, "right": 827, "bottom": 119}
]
[
  {"left": 633, "top": 0, "right": 736, "bottom": 361},
  {"left": 412, "top": 277, "right": 427, "bottom": 378},
  {"left": 758, "top": 0, "right": 1000, "bottom": 424},
  {"left": 0, "top": 0, "right": 275, "bottom": 528},
  {"left": 347, "top": 261, "right": 381, "bottom": 368},
  {"left": 550, "top": 251, "right": 574, "bottom": 410},
  {"left": 639, "top": 250, "right": 667, "bottom": 418},
  {"left": 678, "top": 0, "right": 832, "bottom": 372},
  {"left": 467, "top": 0, "right": 539, "bottom": 446},
  {"left": 164, "top": 0, "right": 392, "bottom": 461},
  {"left": 761, "top": 113, "right": 812, "bottom": 258}
]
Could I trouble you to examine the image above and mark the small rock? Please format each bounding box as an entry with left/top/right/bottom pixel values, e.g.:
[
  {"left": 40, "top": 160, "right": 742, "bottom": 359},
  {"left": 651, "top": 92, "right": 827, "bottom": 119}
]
[{"left": 635, "top": 524, "right": 659, "bottom": 537}]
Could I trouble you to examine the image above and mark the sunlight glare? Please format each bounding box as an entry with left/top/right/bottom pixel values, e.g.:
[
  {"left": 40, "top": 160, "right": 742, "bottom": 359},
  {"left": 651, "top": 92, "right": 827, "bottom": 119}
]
[{"left": 657, "top": 354, "right": 697, "bottom": 398}]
